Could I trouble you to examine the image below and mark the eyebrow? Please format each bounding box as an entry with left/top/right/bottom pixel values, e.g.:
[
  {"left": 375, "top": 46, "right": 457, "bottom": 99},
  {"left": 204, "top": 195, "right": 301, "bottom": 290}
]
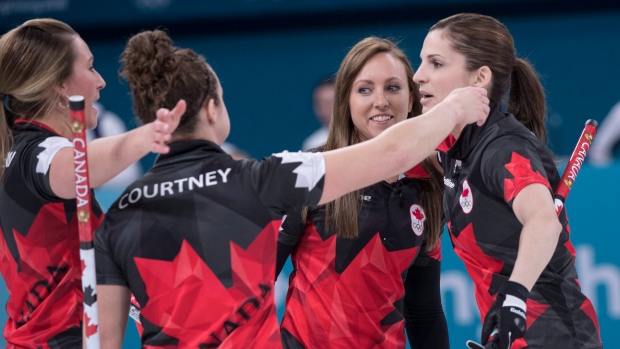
[
  {"left": 354, "top": 76, "right": 403, "bottom": 85},
  {"left": 422, "top": 53, "right": 445, "bottom": 60}
]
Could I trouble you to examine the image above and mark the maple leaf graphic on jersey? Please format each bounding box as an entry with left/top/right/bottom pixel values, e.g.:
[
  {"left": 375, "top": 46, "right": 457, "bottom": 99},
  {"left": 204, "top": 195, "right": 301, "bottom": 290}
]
[
  {"left": 503, "top": 152, "right": 550, "bottom": 202},
  {"left": 0, "top": 203, "right": 76, "bottom": 328},
  {"left": 412, "top": 208, "right": 425, "bottom": 221},
  {"left": 461, "top": 188, "right": 470, "bottom": 198},
  {"left": 284, "top": 226, "right": 416, "bottom": 348},
  {"left": 134, "top": 224, "right": 280, "bottom": 348}
]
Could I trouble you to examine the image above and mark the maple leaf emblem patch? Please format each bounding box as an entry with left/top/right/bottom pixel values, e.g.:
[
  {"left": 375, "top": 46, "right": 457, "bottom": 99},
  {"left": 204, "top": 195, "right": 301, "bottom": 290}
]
[
  {"left": 409, "top": 204, "right": 426, "bottom": 236},
  {"left": 459, "top": 180, "right": 473, "bottom": 214}
]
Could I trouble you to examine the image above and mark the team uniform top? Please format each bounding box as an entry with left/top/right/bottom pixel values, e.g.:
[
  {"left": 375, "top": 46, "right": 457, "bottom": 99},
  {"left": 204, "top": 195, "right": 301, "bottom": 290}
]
[
  {"left": 439, "top": 104, "right": 602, "bottom": 348},
  {"left": 278, "top": 169, "right": 446, "bottom": 349},
  {"left": 95, "top": 140, "right": 325, "bottom": 348},
  {"left": 0, "top": 121, "right": 103, "bottom": 349}
]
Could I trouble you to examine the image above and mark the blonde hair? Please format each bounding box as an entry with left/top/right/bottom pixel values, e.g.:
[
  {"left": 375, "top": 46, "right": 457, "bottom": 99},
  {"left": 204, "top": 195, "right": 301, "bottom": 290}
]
[{"left": 0, "top": 18, "right": 77, "bottom": 178}]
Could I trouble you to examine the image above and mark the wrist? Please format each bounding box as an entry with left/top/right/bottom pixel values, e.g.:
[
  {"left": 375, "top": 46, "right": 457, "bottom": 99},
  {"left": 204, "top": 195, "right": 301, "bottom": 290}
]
[{"left": 500, "top": 281, "right": 529, "bottom": 303}]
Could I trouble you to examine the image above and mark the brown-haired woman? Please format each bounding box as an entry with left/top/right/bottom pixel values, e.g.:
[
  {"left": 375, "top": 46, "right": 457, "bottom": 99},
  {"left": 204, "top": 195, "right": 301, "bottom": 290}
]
[
  {"left": 0, "top": 19, "right": 182, "bottom": 348},
  {"left": 414, "top": 13, "right": 603, "bottom": 349},
  {"left": 277, "top": 37, "right": 448, "bottom": 349},
  {"left": 94, "top": 30, "right": 489, "bottom": 348}
]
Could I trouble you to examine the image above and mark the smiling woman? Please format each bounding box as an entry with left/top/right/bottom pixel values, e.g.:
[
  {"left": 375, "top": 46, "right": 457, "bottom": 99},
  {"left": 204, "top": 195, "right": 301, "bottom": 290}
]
[{"left": 0, "top": 18, "right": 181, "bottom": 348}]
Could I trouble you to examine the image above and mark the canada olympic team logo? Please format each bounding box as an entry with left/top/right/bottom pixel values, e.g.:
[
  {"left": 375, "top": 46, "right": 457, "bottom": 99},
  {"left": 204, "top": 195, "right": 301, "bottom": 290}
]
[
  {"left": 409, "top": 204, "right": 426, "bottom": 236},
  {"left": 459, "top": 180, "right": 473, "bottom": 214}
]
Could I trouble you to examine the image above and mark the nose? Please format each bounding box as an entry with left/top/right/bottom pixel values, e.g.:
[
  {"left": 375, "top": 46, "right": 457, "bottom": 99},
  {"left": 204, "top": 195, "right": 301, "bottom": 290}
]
[
  {"left": 373, "top": 90, "right": 388, "bottom": 108},
  {"left": 413, "top": 68, "right": 426, "bottom": 85},
  {"left": 97, "top": 71, "right": 106, "bottom": 90}
]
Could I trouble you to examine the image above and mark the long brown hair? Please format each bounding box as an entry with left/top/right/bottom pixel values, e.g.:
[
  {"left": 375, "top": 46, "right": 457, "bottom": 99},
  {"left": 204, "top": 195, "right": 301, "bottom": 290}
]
[
  {"left": 309, "top": 36, "right": 444, "bottom": 250},
  {"left": 0, "top": 19, "right": 77, "bottom": 179},
  {"left": 120, "top": 29, "right": 219, "bottom": 134},
  {"left": 431, "top": 13, "right": 547, "bottom": 142}
]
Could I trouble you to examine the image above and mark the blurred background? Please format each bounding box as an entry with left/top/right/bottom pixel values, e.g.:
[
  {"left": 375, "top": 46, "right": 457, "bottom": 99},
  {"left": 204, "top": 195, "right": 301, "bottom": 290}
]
[{"left": 1, "top": 0, "right": 620, "bottom": 347}]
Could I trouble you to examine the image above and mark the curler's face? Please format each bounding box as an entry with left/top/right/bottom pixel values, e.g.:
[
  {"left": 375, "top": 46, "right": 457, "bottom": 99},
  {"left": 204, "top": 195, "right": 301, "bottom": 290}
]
[
  {"left": 62, "top": 36, "right": 106, "bottom": 130},
  {"left": 348, "top": 52, "right": 412, "bottom": 142},
  {"left": 414, "top": 29, "right": 474, "bottom": 114}
]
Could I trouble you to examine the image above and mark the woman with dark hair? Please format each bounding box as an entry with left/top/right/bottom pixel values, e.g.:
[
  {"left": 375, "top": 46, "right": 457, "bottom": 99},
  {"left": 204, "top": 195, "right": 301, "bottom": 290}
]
[
  {"left": 277, "top": 37, "right": 448, "bottom": 349},
  {"left": 414, "top": 13, "right": 603, "bottom": 349},
  {"left": 0, "top": 19, "right": 180, "bottom": 348},
  {"left": 94, "top": 30, "right": 489, "bottom": 348}
]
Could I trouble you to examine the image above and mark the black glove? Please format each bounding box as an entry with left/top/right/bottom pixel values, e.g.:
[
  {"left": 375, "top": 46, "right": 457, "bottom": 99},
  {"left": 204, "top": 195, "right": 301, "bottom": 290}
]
[{"left": 480, "top": 281, "right": 529, "bottom": 349}]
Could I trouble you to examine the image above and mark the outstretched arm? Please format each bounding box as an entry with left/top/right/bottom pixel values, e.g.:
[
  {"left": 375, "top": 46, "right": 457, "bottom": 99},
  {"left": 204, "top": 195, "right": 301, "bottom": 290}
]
[
  {"left": 50, "top": 100, "right": 186, "bottom": 199},
  {"left": 319, "top": 86, "right": 489, "bottom": 205}
]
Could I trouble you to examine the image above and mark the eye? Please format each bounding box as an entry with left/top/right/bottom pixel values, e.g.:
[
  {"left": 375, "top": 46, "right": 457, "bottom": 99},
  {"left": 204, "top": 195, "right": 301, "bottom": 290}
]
[
  {"left": 432, "top": 61, "right": 443, "bottom": 68},
  {"left": 387, "top": 85, "right": 401, "bottom": 92},
  {"left": 358, "top": 87, "right": 371, "bottom": 94}
]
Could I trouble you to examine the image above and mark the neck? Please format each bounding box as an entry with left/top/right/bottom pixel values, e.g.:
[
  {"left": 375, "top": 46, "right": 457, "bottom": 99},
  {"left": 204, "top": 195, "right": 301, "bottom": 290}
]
[{"left": 38, "top": 111, "right": 73, "bottom": 139}]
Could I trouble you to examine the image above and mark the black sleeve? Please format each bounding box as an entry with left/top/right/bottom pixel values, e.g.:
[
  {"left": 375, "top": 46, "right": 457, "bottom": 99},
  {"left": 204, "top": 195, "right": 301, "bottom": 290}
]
[
  {"left": 276, "top": 209, "right": 305, "bottom": 278},
  {"left": 404, "top": 259, "right": 449, "bottom": 349},
  {"left": 276, "top": 241, "right": 294, "bottom": 279}
]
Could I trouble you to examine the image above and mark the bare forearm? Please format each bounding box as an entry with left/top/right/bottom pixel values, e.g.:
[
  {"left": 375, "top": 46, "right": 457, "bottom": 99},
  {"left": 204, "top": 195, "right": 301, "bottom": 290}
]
[
  {"left": 320, "top": 101, "right": 460, "bottom": 204},
  {"left": 510, "top": 217, "right": 561, "bottom": 291},
  {"left": 87, "top": 124, "right": 153, "bottom": 187}
]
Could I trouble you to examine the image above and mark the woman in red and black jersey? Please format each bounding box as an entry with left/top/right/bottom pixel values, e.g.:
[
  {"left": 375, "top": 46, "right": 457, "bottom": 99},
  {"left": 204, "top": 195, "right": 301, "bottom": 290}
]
[
  {"left": 277, "top": 37, "right": 449, "bottom": 349},
  {"left": 93, "top": 30, "right": 490, "bottom": 348},
  {"left": 415, "top": 13, "right": 603, "bottom": 349},
  {"left": 0, "top": 19, "right": 180, "bottom": 349}
]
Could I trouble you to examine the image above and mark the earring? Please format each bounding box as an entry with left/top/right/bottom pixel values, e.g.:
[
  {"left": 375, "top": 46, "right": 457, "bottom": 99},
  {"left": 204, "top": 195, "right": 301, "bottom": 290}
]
[{"left": 59, "top": 94, "right": 69, "bottom": 109}]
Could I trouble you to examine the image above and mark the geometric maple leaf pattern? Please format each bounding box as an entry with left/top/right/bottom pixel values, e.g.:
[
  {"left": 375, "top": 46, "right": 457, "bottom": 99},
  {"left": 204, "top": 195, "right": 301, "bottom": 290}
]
[
  {"left": 135, "top": 223, "right": 282, "bottom": 348},
  {"left": 282, "top": 224, "right": 417, "bottom": 348},
  {"left": 0, "top": 199, "right": 101, "bottom": 347},
  {"left": 503, "top": 152, "right": 550, "bottom": 203}
]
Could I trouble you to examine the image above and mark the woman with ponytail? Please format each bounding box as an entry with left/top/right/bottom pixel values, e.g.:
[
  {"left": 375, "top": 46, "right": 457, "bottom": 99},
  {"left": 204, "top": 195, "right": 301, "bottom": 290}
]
[{"left": 414, "top": 13, "right": 602, "bottom": 349}]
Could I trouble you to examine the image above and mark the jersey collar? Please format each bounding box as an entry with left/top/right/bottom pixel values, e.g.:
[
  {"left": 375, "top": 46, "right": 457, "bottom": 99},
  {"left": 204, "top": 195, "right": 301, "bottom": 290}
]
[
  {"left": 445, "top": 102, "right": 505, "bottom": 160},
  {"left": 155, "top": 140, "right": 227, "bottom": 164}
]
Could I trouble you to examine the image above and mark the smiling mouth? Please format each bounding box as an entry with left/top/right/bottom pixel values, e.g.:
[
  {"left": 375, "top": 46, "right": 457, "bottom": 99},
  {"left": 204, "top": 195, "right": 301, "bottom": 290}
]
[{"left": 371, "top": 115, "right": 393, "bottom": 122}]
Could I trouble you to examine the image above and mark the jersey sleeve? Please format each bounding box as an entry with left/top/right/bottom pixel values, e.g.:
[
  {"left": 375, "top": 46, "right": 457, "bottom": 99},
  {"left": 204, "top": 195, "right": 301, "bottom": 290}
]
[
  {"left": 248, "top": 151, "right": 325, "bottom": 213},
  {"left": 480, "top": 135, "right": 552, "bottom": 206},
  {"left": 95, "top": 223, "right": 128, "bottom": 286},
  {"left": 20, "top": 136, "right": 72, "bottom": 201}
]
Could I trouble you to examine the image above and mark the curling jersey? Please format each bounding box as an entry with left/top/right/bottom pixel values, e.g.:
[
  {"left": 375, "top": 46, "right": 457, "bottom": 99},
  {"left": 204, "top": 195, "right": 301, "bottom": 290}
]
[
  {"left": 0, "top": 120, "right": 103, "bottom": 348},
  {"left": 439, "top": 104, "right": 602, "bottom": 348},
  {"left": 95, "top": 140, "right": 325, "bottom": 348},
  {"left": 278, "top": 176, "right": 442, "bottom": 349}
]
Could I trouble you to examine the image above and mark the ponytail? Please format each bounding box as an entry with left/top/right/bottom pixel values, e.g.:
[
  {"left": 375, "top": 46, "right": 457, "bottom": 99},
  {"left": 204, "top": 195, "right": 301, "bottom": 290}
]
[{"left": 507, "top": 58, "right": 547, "bottom": 142}]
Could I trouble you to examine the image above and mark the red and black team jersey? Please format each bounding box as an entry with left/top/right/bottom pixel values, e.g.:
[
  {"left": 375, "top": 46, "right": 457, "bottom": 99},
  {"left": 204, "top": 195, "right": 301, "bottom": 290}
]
[
  {"left": 95, "top": 140, "right": 325, "bottom": 348},
  {"left": 439, "top": 104, "right": 602, "bottom": 349},
  {"left": 0, "top": 121, "right": 103, "bottom": 349},
  {"left": 277, "top": 175, "right": 447, "bottom": 349}
]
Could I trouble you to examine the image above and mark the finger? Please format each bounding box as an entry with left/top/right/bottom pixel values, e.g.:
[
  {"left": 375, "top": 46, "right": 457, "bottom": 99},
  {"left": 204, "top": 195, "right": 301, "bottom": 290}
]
[
  {"left": 466, "top": 340, "right": 485, "bottom": 349},
  {"left": 169, "top": 100, "right": 187, "bottom": 125},
  {"left": 481, "top": 323, "right": 498, "bottom": 345}
]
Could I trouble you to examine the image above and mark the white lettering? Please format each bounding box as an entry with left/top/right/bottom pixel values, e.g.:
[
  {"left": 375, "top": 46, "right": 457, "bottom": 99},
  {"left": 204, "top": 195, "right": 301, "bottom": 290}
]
[
  {"left": 128, "top": 188, "right": 142, "bottom": 204},
  {"left": 175, "top": 178, "right": 188, "bottom": 193},
  {"left": 76, "top": 196, "right": 88, "bottom": 208},
  {"left": 160, "top": 182, "right": 174, "bottom": 196},
  {"left": 218, "top": 168, "right": 231, "bottom": 183},
  {"left": 143, "top": 184, "right": 158, "bottom": 198},
  {"left": 116, "top": 168, "right": 232, "bottom": 209},
  {"left": 205, "top": 171, "right": 217, "bottom": 186},
  {"left": 75, "top": 185, "right": 89, "bottom": 199},
  {"left": 119, "top": 193, "right": 129, "bottom": 209},
  {"left": 568, "top": 142, "right": 589, "bottom": 181},
  {"left": 189, "top": 174, "right": 203, "bottom": 190}
]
